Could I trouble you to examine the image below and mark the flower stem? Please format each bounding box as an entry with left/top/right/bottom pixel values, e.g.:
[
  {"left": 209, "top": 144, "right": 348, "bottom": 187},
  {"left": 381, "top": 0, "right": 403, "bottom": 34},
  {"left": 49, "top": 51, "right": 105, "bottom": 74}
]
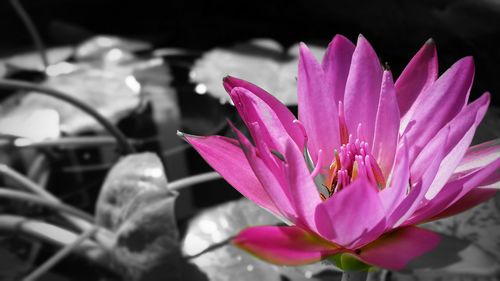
[{"left": 341, "top": 271, "right": 368, "bottom": 281}]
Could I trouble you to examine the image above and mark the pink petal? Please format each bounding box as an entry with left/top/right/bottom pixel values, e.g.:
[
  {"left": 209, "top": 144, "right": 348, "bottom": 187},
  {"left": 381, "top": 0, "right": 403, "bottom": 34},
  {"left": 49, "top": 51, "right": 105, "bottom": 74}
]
[
  {"left": 372, "top": 71, "right": 400, "bottom": 177},
  {"left": 322, "top": 34, "right": 355, "bottom": 103},
  {"left": 405, "top": 157, "right": 500, "bottom": 225},
  {"left": 433, "top": 187, "right": 497, "bottom": 220},
  {"left": 344, "top": 35, "right": 384, "bottom": 145},
  {"left": 315, "top": 177, "right": 386, "bottom": 248},
  {"left": 411, "top": 93, "right": 490, "bottom": 199},
  {"left": 233, "top": 225, "right": 340, "bottom": 266},
  {"left": 283, "top": 140, "right": 323, "bottom": 232},
  {"left": 403, "top": 57, "right": 474, "bottom": 163},
  {"left": 298, "top": 43, "right": 340, "bottom": 166},
  {"left": 426, "top": 93, "right": 490, "bottom": 199},
  {"left": 230, "top": 87, "right": 292, "bottom": 156},
  {"left": 223, "top": 76, "right": 304, "bottom": 148},
  {"left": 454, "top": 139, "right": 500, "bottom": 175},
  {"left": 183, "top": 134, "right": 279, "bottom": 214},
  {"left": 387, "top": 132, "right": 448, "bottom": 228},
  {"left": 230, "top": 123, "right": 297, "bottom": 221},
  {"left": 379, "top": 139, "right": 410, "bottom": 216},
  {"left": 396, "top": 39, "right": 438, "bottom": 129},
  {"left": 358, "top": 226, "right": 441, "bottom": 270}
]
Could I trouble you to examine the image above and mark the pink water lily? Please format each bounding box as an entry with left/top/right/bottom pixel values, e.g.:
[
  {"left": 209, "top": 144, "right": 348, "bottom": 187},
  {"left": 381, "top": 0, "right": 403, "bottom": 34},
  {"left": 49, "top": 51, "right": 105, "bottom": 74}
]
[{"left": 181, "top": 34, "right": 500, "bottom": 270}]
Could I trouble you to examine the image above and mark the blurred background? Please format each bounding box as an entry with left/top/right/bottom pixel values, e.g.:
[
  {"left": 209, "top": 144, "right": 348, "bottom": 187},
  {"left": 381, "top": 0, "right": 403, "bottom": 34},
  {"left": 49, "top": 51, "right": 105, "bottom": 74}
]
[
  {"left": 0, "top": 0, "right": 499, "bottom": 280},
  {"left": 2, "top": 0, "right": 500, "bottom": 99}
]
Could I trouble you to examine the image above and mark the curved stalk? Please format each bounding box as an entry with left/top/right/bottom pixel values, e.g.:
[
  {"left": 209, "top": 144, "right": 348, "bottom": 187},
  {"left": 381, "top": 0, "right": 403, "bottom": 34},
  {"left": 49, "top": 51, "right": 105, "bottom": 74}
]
[
  {"left": 0, "top": 164, "right": 93, "bottom": 232},
  {"left": 169, "top": 171, "right": 221, "bottom": 191},
  {"left": 0, "top": 188, "right": 94, "bottom": 222},
  {"left": 9, "top": 0, "right": 48, "bottom": 70},
  {"left": 0, "top": 215, "right": 104, "bottom": 257},
  {"left": 23, "top": 226, "right": 99, "bottom": 281}
]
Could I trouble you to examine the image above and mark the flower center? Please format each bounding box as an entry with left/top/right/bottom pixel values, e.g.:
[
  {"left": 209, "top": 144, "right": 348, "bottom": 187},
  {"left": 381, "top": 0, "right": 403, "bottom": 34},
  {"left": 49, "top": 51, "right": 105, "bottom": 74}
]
[
  {"left": 320, "top": 134, "right": 386, "bottom": 200},
  {"left": 317, "top": 101, "right": 386, "bottom": 200}
]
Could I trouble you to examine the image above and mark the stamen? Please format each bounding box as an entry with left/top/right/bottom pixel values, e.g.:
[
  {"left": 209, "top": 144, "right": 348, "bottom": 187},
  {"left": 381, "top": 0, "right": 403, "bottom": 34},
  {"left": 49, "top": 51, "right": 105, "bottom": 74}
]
[
  {"left": 364, "top": 155, "right": 377, "bottom": 188},
  {"left": 356, "top": 123, "right": 364, "bottom": 140},
  {"left": 293, "top": 119, "right": 308, "bottom": 144},
  {"left": 320, "top": 193, "right": 327, "bottom": 201},
  {"left": 321, "top": 130, "right": 387, "bottom": 199},
  {"left": 310, "top": 149, "right": 324, "bottom": 178},
  {"left": 351, "top": 159, "right": 359, "bottom": 180},
  {"left": 363, "top": 141, "right": 370, "bottom": 154},
  {"left": 334, "top": 149, "right": 341, "bottom": 169},
  {"left": 338, "top": 101, "right": 349, "bottom": 144},
  {"left": 334, "top": 174, "right": 343, "bottom": 193},
  {"left": 368, "top": 154, "right": 386, "bottom": 188}
]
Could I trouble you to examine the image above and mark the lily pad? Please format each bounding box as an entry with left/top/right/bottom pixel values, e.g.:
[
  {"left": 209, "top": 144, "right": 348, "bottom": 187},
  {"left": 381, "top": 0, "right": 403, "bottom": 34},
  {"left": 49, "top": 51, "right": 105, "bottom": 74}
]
[
  {"left": 75, "top": 36, "right": 152, "bottom": 61},
  {"left": 190, "top": 39, "right": 325, "bottom": 106},
  {"left": 0, "top": 62, "right": 141, "bottom": 136},
  {"left": 182, "top": 198, "right": 342, "bottom": 281},
  {"left": 96, "top": 153, "right": 181, "bottom": 280},
  {"left": 3, "top": 46, "right": 73, "bottom": 72}
]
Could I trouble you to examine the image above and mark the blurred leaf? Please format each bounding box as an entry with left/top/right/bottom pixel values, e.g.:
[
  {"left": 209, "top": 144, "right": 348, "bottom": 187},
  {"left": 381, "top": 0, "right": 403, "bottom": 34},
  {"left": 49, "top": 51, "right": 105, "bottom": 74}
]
[
  {"left": 0, "top": 63, "right": 141, "bottom": 137},
  {"left": 3, "top": 46, "right": 73, "bottom": 72},
  {"left": 182, "top": 198, "right": 341, "bottom": 281},
  {"left": 75, "top": 36, "right": 152, "bottom": 61},
  {"left": 191, "top": 39, "right": 328, "bottom": 106},
  {"left": 96, "top": 153, "right": 183, "bottom": 281}
]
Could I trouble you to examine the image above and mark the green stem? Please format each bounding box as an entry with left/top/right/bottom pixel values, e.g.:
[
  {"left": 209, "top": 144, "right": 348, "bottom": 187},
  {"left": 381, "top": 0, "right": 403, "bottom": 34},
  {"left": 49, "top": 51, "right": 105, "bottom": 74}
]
[{"left": 341, "top": 271, "right": 368, "bottom": 281}]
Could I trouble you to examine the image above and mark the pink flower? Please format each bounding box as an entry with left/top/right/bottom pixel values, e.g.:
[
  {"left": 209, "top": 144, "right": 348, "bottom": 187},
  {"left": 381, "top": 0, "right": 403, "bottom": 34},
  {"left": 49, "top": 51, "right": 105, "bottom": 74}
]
[{"left": 181, "top": 35, "right": 500, "bottom": 270}]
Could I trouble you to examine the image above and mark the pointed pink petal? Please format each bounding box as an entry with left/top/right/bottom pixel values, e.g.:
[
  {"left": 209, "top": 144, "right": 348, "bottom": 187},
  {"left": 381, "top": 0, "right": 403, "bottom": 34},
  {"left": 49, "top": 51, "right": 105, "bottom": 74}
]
[
  {"left": 344, "top": 35, "right": 384, "bottom": 145},
  {"left": 230, "top": 123, "right": 297, "bottom": 221},
  {"left": 298, "top": 43, "right": 340, "bottom": 166},
  {"left": 455, "top": 139, "right": 500, "bottom": 175},
  {"left": 322, "top": 34, "right": 355, "bottom": 103},
  {"left": 223, "top": 76, "right": 304, "bottom": 148},
  {"left": 411, "top": 93, "right": 490, "bottom": 199},
  {"left": 315, "top": 177, "right": 386, "bottom": 248},
  {"left": 184, "top": 134, "right": 278, "bottom": 214},
  {"left": 230, "top": 87, "right": 293, "bottom": 156},
  {"left": 379, "top": 139, "right": 410, "bottom": 216},
  {"left": 433, "top": 187, "right": 497, "bottom": 220},
  {"left": 403, "top": 57, "right": 474, "bottom": 163},
  {"left": 396, "top": 39, "right": 438, "bottom": 127},
  {"left": 358, "top": 226, "right": 441, "bottom": 270},
  {"left": 411, "top": 93, "right": 489, "bottom": 182},
  {"left": 283, "top": 140, "right": 323, "bottom": 232},
  {"left": 372, "top": 71, "right": 400, "bottom": 177},
  {"left": 405, "top": 157, "right": 500, "bottom": 225},
  {"left": 387, "top": 132, "right": 448, "bottom": 228},
  {"left": 426, "top": 93, "right": 490, "bottom": 199},
  {"left": 233, "top": 225, "right": 340, "bottom": 266}
]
